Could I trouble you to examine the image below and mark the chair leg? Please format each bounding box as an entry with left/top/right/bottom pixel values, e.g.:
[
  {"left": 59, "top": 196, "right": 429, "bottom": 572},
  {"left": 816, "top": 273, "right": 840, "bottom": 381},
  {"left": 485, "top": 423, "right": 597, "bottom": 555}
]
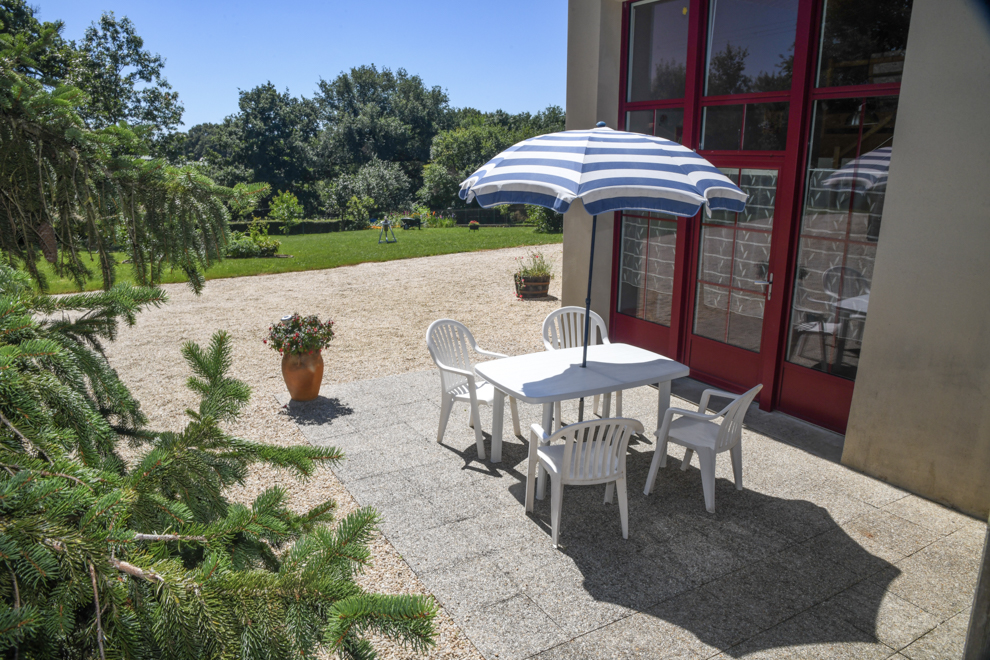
[
  {"left": 509, "top": 396, "right": 521, "bottom": 437},
  {"left": 680, "top": 448, "right": 695, "bottom": 471},
  {"left": 604, "top": 481, "right": 614, "bottom": 505},
  {"left": 593, "top": 394, "right": 600, "bottom": 417},
  {"left": 615, "top": 476, "right": 629, "bottom": 540},
  {"left": 437, "top": 394, "right": 453, "bottom": 443},
  {"left": 616, "top": 390, "right": 623, "bottom": 417},
  {"left": 643, "top": 435, "right": 669, "bottom": 496},
  {"left": 698, "top": 449, "right": 716, "bottom": 513},
  {"left": 730, "top": 443, "right": 743, "bottom": 490},
  {"left": 601, "top": 392, "right": 612, "bottom": 418},
  {"left": 468, "top": 390, "right": 486, "bottom": 461},
  {"left": 550, "top": 476, "right": 564, "bottom": 547},
  {"left": 554, "top": 401, "right": 562, "bottom": 432}
]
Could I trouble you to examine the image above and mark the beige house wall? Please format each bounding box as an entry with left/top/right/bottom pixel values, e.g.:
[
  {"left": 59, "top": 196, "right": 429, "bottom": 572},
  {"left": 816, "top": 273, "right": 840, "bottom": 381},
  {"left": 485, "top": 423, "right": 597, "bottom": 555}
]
[
  {"left": 562, "top": 0, "right": 623, "bottom": 317},
  {"left": 841, "top": 0, "right": 990, "bottom": 517}
]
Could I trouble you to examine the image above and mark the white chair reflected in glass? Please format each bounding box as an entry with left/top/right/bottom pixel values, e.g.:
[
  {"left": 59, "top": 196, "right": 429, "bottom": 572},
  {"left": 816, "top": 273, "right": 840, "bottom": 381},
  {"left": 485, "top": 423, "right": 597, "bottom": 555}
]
[
  {"left": 542, "top": 307, "right": 622, "bottom": 430},
  {"left": 426, "top": 319, "right": 520, "bottom": 460},
  {"left": 531, "top": 418, "right": 644, "bottom": 546},
  {"left": 644, "top": 384, "right": 763, "bottom": 513}
]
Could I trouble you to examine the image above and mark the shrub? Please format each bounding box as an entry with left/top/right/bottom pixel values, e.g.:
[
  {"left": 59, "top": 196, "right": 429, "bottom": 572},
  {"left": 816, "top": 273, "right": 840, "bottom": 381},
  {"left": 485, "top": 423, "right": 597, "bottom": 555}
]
[
  {"left": 529, "top": 205, "right": 563, "bottom": 233},
  {"left": 225, "top": 219, "right": 281, "bottom": 258},
  {"left": 342, "top": 195, "right": 375, "bottom": 230},
  {"left": 269, "top": 189, "right": 305, "bottom": 234}
]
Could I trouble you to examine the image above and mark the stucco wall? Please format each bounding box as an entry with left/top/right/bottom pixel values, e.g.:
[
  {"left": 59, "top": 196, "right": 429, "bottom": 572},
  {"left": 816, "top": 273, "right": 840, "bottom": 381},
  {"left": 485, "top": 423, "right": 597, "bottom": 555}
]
[
  {"left": 842, "top": 0, "right": 990, "bottom": 516},
  {"left": 562, "top": 0, "right": 623, "bottom": 318}
]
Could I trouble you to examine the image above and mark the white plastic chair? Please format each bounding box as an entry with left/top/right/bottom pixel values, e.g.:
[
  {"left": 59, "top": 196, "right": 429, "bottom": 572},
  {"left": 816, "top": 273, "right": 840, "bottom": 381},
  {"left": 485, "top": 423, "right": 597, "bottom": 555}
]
[
  {"left": 542, "top": 307, "right": 622, "bottom": 428},
  {"left": 643, "top": 384, "right": 763, "bottom": 512},
  {"left": 532, "top": 417, "right": 644, "bottom": 546},
  {"left": 426, "top": 319, "right": 519, "bottom": 460}
]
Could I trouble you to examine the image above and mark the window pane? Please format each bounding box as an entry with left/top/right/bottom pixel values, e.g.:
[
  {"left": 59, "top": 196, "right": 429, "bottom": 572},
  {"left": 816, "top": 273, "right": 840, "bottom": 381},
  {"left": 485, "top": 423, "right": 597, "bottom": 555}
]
[
  {"left": 693, "top": 168, "right": 777, "bottom": 352},
  {"left": 627, "top": 0, "right": 692, "bottom": 102},
  {"left": 701, "top": 103, "right": 788, "bottom": 150},
  {"left": 705, "top": 0, "right": 799, "bottom": 96},
  {"left": 626, "top": 110, "right": 654, "bottom": 135},
  {"left": 817, "top": 0, "right": 913, "bottom": 88},
  {"left": 617, "top": 213, "right": 678, "bottom": 326},
  {"left": 654, "top": 108, "right": 685, "bottom": 143},
  {"left": 786, "top": 97, "right": 899, "bottom": 379},
  {"left": 743, "top": 102, "right": 789, "bottom": 150},
  {"left": 701, "top": 105, "right": 743, "bottom": 149}
]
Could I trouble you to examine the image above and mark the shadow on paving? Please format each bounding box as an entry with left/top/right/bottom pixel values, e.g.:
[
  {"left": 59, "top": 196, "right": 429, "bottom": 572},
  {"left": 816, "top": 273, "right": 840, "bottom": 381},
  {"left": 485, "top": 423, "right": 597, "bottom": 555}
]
[{"left": 279, "top": 371, "right": 911, "bottom": 659}]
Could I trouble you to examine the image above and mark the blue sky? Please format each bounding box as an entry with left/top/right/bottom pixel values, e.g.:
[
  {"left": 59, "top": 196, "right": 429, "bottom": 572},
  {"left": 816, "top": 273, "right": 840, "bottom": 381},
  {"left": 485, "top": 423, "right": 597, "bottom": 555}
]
[{"left": 36, "top": 0, "right": 568, "bottom": 129}]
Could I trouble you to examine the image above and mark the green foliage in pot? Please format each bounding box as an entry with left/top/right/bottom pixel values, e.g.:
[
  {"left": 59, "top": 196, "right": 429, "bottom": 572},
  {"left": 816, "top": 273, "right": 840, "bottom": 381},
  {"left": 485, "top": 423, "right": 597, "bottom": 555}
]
[
  {"left": 266, "top": 313, "right": 336, "bottom": 355},
  {"left": 515, "top": 249, "right": 555, "bottom": 279}
]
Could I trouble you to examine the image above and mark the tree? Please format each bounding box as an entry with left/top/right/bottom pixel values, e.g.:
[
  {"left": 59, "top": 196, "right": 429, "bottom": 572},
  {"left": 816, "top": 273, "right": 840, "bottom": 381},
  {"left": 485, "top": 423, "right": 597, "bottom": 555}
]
[
  {"left": 417, "top": 106, "right": 565, "bottom": 209},
  {"left": 205, "top": 83, "right": 319, "bottom": 212},
  {"left": 0, "top": 262, "right": 437, "bottom": 658},
  {"left": 178, "top": 122, "right": 219, "bottom": 162},
  {"left": 0, "top": 26, "right": 266, "bottom": 293},
  {"left": 69, "top": 11, "right": 183, "bottom": 154},
  {"left": 313, "top": 65, "right": 451, "bottom": 197},
  {"left": 319, "top": 157, "right": 412, "bottom": 217}
]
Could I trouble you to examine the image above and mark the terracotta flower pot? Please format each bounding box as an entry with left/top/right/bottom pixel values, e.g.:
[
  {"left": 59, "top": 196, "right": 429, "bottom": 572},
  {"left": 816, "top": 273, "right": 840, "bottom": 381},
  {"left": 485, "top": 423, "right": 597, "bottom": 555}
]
[
  {"left": 514, "top": 274, "right": 551, "bottom": 299},
  {"left": 281, "top": 350, "right": 324, "bottom": 401}
]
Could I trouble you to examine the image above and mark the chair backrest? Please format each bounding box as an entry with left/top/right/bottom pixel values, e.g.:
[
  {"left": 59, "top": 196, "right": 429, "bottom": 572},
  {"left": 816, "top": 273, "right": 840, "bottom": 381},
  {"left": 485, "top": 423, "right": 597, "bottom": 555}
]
[
  {"left": 822, "top": 266, "right": 869, "bottom": 301},
  {"left": 715, "top": 384, "right": 763, "bottom": 451},
  {"left": 426, "top": 319, "right": 477, "bottom": 394},
  {"left": 551, "top": 418, "right": 644, "bottom": 484},
  {"left": 543, "top": 306, "right": 610, "bottom": 351}
]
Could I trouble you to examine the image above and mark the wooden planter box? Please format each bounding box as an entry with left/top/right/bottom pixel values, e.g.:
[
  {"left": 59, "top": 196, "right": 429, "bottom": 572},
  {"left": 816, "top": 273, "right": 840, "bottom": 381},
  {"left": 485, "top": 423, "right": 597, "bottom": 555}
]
[{"left": 514, "top": 274, "right": 551, "bottom": 299}]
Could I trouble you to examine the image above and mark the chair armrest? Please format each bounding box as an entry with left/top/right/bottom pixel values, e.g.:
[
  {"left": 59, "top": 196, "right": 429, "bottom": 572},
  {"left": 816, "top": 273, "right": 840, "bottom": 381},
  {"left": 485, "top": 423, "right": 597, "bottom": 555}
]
[
  {"left": 435, "top": 363, "right": 476, "bottom": 379},
  {"left": 530, "top": 423, "right": 552, "bottom": 446},
  {"left": 654, "top": 407, "right": 719, "bottom": 438},
  {"left": 475, "top": 348, "right": 508, "bottom": 359},
  {"left": 699, "top": 388, "right": 738, "bottom": 414}
]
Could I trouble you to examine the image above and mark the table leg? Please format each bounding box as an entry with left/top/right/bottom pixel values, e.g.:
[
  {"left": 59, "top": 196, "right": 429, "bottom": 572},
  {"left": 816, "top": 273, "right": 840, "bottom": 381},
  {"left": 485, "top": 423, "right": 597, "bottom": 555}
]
[
  {"left": 491, "top": 388, "right": 505, "bottom": 463},
  {"left": 602, "top": 392, "right": 612, "bottom": 418},
  {"left": 526, "top": 403, "right": 553, "bottom": 513}
]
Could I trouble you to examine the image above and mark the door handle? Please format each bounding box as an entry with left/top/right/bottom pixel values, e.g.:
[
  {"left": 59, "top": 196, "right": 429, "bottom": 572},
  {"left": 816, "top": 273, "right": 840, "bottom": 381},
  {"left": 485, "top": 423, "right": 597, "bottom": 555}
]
[{"left": 755, "top": 273, "right": 773, "bottom": 301}]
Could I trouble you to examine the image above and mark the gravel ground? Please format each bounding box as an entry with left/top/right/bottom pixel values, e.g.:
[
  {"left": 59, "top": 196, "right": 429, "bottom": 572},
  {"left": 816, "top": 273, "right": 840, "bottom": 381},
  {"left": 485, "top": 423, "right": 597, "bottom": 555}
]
[{"left": 104, "top": 243, "right": 563, "bottom": 659}]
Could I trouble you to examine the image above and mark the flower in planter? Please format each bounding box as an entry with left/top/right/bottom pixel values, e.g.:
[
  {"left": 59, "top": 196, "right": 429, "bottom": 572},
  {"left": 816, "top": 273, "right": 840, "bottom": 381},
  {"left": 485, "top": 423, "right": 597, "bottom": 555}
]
[
  {"left": 468, "top": 220, "right": 480, "bottom": 230},
  {"left": 514, "top": 250, "right": 554, "bottom": 279},
  {"left": 265, "top": 313, "right": 335, "bottom": 355}
]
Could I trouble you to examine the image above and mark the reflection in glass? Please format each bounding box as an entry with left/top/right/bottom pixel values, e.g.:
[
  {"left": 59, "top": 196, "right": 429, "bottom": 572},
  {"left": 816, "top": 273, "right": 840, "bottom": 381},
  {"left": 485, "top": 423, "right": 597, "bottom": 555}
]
[
  {"left": 627, "top": 0, "right": 692, "bottom": 102},
  {"left": 654, "top": 108, "right": 685, "bottom": 143},
  {"left": 626, "top": 110, "right": 654, "bottom": 135},
  {"left": 617, "top": 214, "right": 678, "bottom": 326},
  {"left": 705, "top": 0, "right": 798, "bottom": 96},
  {"left": 701, "top": 103, "right": 788, "bottom": 150},
  {"left": 693, "top": 169, "right": 777, "bottom": 352},
  {"left": 786, "top": 97, "right": 898, "bottom": 379},
  {"left": 817, "top": 0, "right": 913, "bottom": 87}
]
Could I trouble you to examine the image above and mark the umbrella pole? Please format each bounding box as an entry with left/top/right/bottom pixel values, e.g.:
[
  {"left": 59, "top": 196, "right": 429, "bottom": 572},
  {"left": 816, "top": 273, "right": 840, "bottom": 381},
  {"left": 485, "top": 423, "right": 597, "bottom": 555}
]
[{"left": 582, "top": 214, "right": 597, "bottom": 368}]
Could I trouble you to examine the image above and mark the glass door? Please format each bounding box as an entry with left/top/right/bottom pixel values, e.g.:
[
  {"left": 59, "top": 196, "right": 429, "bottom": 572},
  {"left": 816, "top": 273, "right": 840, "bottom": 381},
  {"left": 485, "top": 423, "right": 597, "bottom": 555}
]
[{"left": 684, "top": 167, "right": 780, "bottom": 389}]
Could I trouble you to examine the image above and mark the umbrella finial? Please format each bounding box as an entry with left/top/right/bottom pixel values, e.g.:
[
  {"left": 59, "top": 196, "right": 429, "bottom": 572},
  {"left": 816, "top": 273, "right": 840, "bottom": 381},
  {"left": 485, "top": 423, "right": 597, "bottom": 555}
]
[{"left": 596, "top": 121, "right": 606, "bottom": 127}]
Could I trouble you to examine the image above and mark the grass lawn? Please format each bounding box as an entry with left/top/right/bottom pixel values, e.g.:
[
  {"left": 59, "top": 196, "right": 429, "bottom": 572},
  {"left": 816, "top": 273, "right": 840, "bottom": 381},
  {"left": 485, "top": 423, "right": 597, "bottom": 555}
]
[{"left": 38, "top": 227, "right": 562, "bottom": 293}]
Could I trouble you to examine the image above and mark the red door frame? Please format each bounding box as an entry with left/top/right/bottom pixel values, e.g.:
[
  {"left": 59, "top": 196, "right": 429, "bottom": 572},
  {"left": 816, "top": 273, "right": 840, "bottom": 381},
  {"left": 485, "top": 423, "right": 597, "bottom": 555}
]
[{"left": 609, "top": 0, "right": 902, "bottom": 433}]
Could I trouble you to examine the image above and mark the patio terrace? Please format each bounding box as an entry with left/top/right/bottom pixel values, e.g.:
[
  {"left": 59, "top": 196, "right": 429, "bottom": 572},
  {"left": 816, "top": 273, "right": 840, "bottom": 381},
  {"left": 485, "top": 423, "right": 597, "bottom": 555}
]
[{"left": 280, "top": 369, "right": 982, "bottom": 660}]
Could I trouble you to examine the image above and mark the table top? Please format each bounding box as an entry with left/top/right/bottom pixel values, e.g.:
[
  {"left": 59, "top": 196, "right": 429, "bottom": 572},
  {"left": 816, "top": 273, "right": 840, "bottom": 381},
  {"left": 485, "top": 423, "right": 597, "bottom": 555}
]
[
  {"left": 836, "top": 293, "right": 869, "bottom": 314},
  {"left": 474, "top": 343, "right": 689, "bottom": 403}
]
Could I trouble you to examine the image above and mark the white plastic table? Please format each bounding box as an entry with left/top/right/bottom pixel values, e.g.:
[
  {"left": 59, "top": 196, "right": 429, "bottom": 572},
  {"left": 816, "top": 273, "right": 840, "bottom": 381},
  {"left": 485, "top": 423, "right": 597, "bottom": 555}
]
[{"left": 474, "top": 343, "right": 690, "bottom": 512}]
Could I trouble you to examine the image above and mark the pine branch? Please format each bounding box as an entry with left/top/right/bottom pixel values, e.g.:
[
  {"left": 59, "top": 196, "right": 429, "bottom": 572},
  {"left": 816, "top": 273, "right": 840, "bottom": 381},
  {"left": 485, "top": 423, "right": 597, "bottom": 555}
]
[{"left": 88, "top": 563, "right": 106, "bottom": 660}]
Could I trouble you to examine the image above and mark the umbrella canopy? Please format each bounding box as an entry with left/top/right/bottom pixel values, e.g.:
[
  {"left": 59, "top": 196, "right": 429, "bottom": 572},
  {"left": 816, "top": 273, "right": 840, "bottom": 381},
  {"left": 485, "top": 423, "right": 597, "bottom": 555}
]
[
  {"left": 459, "top": 123, "right": 747, "bottom": 374},
  {"left": 459, "top": 124, "right": 747, "bottom": 217},
  {"left": 822, "top": 146, "right": 891, "bottom": 191}
]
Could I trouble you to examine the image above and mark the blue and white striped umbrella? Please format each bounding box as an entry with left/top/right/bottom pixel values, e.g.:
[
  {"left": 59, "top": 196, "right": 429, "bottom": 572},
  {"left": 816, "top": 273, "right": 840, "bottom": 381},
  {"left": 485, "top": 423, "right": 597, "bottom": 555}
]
[
  {"left": 459, "top": 124, "right": 747, "bottom": 217},
  {"left": 822, "top": 147, "right": 891, "bottom": 191}
]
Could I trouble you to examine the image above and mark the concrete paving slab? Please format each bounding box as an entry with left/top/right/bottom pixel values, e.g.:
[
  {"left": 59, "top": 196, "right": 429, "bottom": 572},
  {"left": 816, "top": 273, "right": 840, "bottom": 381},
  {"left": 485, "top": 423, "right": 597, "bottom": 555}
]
[
  {"left": 900, "top": 607, "right": 971, "bottom": 660},
  {"left": 282, "top": 368, "right": 982, "bottom": 660}
]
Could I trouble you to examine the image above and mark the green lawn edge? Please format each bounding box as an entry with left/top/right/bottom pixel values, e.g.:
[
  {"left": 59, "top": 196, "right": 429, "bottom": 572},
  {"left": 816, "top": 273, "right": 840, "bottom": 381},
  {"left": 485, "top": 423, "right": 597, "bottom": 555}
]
[{"left": 37, "top": 227, "right": 563, "bottom": 294}]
